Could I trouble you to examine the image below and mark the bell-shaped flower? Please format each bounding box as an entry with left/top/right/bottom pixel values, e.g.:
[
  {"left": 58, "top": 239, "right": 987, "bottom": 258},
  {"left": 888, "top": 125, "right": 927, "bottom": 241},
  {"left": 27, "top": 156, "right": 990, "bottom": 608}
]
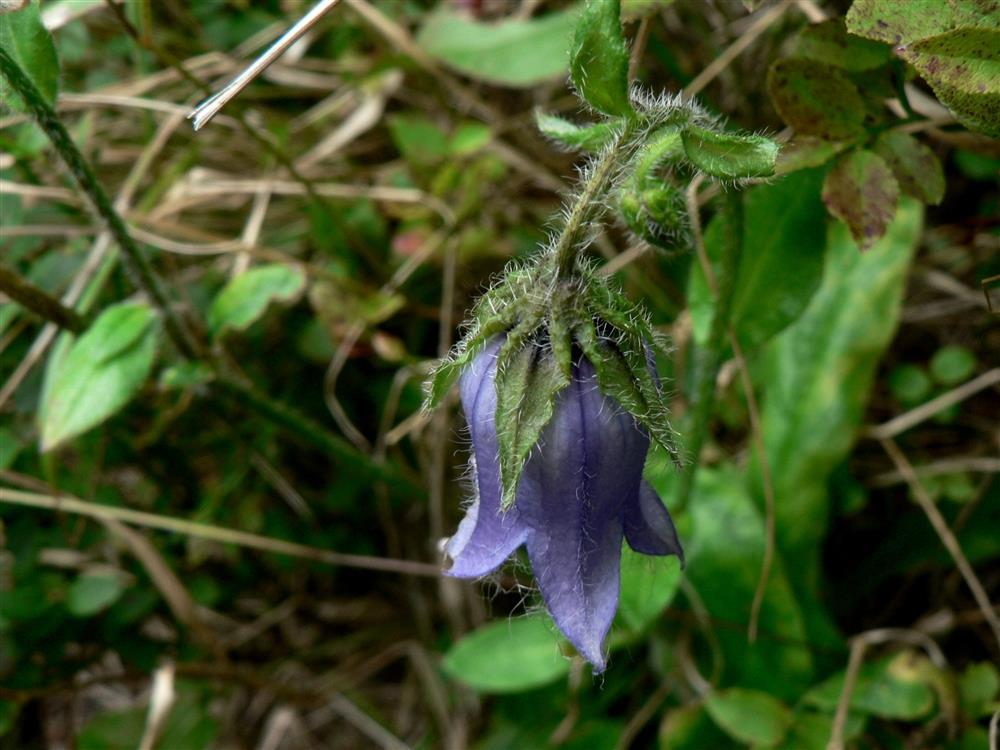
[{"left": 444, "top": 337, "right": 684, "bottom": 671}]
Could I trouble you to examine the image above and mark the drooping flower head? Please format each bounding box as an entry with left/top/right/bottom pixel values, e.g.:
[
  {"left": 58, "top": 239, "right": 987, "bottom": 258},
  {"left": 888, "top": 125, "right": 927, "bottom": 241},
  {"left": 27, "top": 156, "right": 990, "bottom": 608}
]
[
  {"left": 426, "top": 262, "right": 684, "bottom": 671},
  {"left": 446, "top": 336, "right": 683, "bottom": 669}
]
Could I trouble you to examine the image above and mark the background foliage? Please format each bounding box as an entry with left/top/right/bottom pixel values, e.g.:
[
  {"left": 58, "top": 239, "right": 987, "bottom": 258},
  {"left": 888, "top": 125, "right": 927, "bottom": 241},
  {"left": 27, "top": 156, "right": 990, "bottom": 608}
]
[{"left": 1, "top": 0, "right": 998, "bottom": 748}]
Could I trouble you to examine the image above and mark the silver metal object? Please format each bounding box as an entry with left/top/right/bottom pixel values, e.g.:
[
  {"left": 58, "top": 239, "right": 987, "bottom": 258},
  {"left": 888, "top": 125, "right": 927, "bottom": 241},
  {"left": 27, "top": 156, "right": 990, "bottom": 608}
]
[{"left": 187, "top": 0, "right": 342, "bottom": 131}]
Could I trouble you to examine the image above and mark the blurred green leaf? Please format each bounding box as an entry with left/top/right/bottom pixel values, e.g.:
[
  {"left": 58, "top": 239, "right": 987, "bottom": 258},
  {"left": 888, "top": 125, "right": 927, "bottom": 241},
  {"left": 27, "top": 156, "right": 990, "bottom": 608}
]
[
  {"left": 792, "top": 18, "right": 891, "bottom": 72},
  {"left": 443, "top": 614, "right": 569, "bottom": 693},
  {"left": 39, "top": 302, "right": 160, "bottom": 452},
  {"left": 659, "top": 703, "right": 738, "bottom": 750},
  {"left": 805, "top": 653, "right": 937, "bottom": 720},
  {"left": 617, "top": 549, "right": 681, "bottom": 633},
  {"left": 570, "top": 0, "right": 633, "bottom": 117},
  {"left": 755, "top": 199, "right": 922, "bottom": 646},
  {"left": 930, "top": 344, "right": 977, "bottom": 386},
  {"left": 822, "top": 148, "right": 900, "bottom": 251},
  {"left": 958, "top": 662, "right": 999, "bottom": 719},
  {"left": 704, "top": 688, "right": 793, "bottom": 746},
  {"left": 0, "top": 425, "right": 22, "bottom": 470},
  {"left": 621, "top": 0, "right": 675, "bottom": 21},
  {"left": 387, "top": 114, "right": 450, "bottom": 164},
  {"left": 208, "top": 263, "right": 305, "bottom": 336},
  {"left": 0, "top": 0, "right": 59, "bottom": 109},
  {"left": 66, "top": 574, "right": 124, "bottom": 617},
  {"left": 77, "top": 686, "right": 217, "bottom": 750},
  {"left": 680, "top": 126, "right": 778, "bottom": 179},
  {"left": 770, "top": 710, "right": 866, "bottom": 750},
  {"left": 449, "top": 121, "right": 492, "bottom": 155},
  {"left": 776, "top": 137, "right": 850, "bottom": 175},
  {"left": 416, "top": 6, "right": 580, "bottom": 88},
  {"left": 0, "top": 700, "right": 17, "bottom": 738},
  {"left": 767, "top": 59, "right": 867, "bottom": 140},
  {"left": 689, "top": 168, "right": 828, "bottom": 350},
  {"left": 888, "top": 363, "right": 932, "bottom": 404},
  {"left": 874, "top": 131, "right": 945, "bottom": 205}
]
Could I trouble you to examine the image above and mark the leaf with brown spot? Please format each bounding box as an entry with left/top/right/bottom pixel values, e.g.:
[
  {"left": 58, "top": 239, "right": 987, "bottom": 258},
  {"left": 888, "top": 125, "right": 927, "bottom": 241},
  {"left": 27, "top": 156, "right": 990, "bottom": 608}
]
[
  {"left": 845, "top": 0, "right": 999, "bottom": 45},
  {"left": 767, "top": 59, "right": 867, "bottom": 140},
  {"left": 898, "top": 28, "right": 1000, "bottom": 138},
  {"left": 874, "top": 131, "right": 945, "bottom": 205},
  {"left": 822, "top": 149, "right": 900, "bottom": 252}
]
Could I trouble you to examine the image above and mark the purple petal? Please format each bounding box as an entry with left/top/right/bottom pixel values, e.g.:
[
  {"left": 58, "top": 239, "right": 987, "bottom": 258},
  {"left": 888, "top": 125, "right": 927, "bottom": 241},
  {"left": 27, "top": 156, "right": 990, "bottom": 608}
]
[
  {"left": 516, "top": 360, "right": 649, "bottom": 670},
  {"left": 624, "top": 481, "right": 685, "bottom": 564},
  {"left": 446, "top": 338, "right": 528, "bottom": 578}
]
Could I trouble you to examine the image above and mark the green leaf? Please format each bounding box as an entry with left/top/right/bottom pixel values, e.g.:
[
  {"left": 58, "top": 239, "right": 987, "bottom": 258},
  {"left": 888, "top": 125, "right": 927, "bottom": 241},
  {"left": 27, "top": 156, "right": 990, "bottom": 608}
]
[
  {"left": 705, "top": 688, "right": 793, "bottom": 747},
  {"left": 534, "top": 111, "right": 617, "bottom": 152},
  {"left": 873, "top": 130, "right": 945, "bottom": 205},
  {"left": 958, "top": 662, "right": 999, "bottom": 719},
  {"left": 767, "top": 58, "right": 867, "bottom": 140},
  {"left": 646, "top": 461, "right": 815, "bottom": 698},
  {"left": 680, "top": 126, "right": 778, "bottom": 180},
  {"left": 805, "top": 653, "right": 937, "bottom": 720},
  {"left": 494, "top": 343, "right": 571, "bottom": 509},
  {"left": 755, "top": 199, "right": 922, "bottom": 648},
  {"left": 416, "top": 6, "right": 581, "bottom": 88},
  {"left": 617, "top": 549, "right": 681, "bottom": 632},
  {"left": 898, "top": 28, "right": 1000, "bottom": 138},
  {"left": 888, "top": 363, "right": 933, "bottom": 404},
  {"left": 208, "top": 263, "right": 305, "bottom": 336},
  {"left": 822, "top": 148, "right": 900, "bottom": 251},
  {"left": 442, "top": 614, "right": 569, "bottom": 693},
  {"left": 793, "top": 18, "right": 891, "bottom": 72},
  {"left": 569, "top": 0, "right": 634, "bottom": 117},
  {"left": 770, "top": 711, "right": 866, "bottom": 750},
  {"left": 0, "top": 0, "right": 59, "bottom": 110},
  {"left": 846, "top": 0, "right": 1000, "bottom": 44},
  {"left": 930, "top": 344, "right": 977, "bottom": 385},
  {"left": 658, "top": 704, "right": 736, "bottom": 750},
  {"left": 39, "top": 302, "right": 160, "bottom": 452},
  {"left": 689, "top": 168, "right": 828, "bottom": 350},
  {"left": 77, "top": 686, "right": 217, "bottom": 750},
  {"left": 387, "top": 114, "right": 450, "bottom": 164},
  {"left": 66, "top": 574, "right": 124, "bottom": 617},
  {"left": 0, "top": 700, "right": 18, "bottom": 738}
]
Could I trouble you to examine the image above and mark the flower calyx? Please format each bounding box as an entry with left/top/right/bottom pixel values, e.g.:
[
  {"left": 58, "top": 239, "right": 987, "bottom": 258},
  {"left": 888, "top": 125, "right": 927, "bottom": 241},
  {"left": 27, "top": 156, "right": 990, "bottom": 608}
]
[{"left": 425, "top": 260, "right": 680, "bottom": 511}]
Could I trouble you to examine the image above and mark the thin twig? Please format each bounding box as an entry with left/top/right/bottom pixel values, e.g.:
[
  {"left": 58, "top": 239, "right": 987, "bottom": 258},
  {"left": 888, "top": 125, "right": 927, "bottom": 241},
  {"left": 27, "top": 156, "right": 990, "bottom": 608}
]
[
  {"left": 0, "top": 486, "right": 441, "bottom": 577},
  {"left": 879, "top": 437, "right": 1000, "bottom": 650},
  {"left": 732, "top": 332, "right": 775, "bottom": 644},
  {"left": 866, "top": 368, "right": 1000, "bottom": 439},
  {"left": 683, "top": 0, "right": 793, "bottom": 99}
]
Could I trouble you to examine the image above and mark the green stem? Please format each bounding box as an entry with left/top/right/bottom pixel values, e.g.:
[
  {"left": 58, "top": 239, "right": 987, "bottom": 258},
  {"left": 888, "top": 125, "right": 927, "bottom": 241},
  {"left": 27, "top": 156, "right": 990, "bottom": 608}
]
[
  {"left": 675, "top": 190, "right": 743, "bottom": 513},
  {"left": 0, "top": 45, "right": 201, "bottom": 360},
  {"left": 0, "top": 264, "right": 87, "bottom": 333},
  {"left": 552, "top": 124, "right": 636, "bottom": 277}
]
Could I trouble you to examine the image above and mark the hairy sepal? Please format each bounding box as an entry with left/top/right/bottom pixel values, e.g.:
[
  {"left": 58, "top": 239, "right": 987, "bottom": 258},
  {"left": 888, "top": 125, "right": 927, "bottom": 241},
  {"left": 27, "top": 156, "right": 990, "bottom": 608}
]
[{"left": 494, "top": 338, "right": 571, "bottom": 511}]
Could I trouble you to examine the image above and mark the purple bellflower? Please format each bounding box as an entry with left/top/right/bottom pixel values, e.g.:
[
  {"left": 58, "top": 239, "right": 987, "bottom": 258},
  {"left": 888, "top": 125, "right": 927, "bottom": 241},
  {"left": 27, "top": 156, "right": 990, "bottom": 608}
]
[{"left": 444, "top": 337, "right": 684, "bottom": 671}]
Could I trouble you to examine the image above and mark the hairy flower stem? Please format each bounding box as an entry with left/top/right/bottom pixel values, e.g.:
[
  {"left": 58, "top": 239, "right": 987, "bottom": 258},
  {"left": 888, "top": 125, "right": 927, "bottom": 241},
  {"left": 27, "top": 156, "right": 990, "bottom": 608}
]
[
  {"left": 552, "top": 123, "right": 637, "bottom": 277},
  {"left": 0, "top": 46, "right": 201, "bottom": 361},
  {"left": 675, "top": 190, "right": 744, "bottom": 513}
]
